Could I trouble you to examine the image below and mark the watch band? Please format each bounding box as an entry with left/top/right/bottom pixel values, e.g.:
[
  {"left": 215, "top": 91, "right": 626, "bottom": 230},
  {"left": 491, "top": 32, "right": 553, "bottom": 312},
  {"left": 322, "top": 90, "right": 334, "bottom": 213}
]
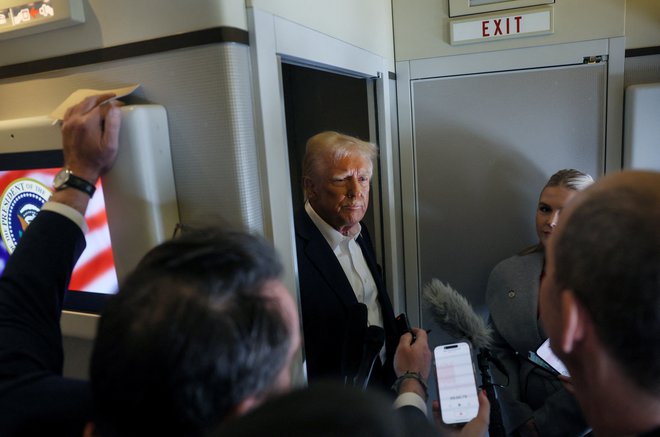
[{"left": 54, "top": 169, "right": 96, "bottom": 197}]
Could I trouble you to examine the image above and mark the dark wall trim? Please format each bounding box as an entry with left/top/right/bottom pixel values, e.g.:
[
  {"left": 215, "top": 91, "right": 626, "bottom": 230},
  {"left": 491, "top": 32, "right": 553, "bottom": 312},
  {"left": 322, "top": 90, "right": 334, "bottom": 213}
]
[
  {"left": 0, "top": 26, "right": 248, "bottom": 80},
  {"left": 625, "top": 46, "right": 660, "bottom": 58}
]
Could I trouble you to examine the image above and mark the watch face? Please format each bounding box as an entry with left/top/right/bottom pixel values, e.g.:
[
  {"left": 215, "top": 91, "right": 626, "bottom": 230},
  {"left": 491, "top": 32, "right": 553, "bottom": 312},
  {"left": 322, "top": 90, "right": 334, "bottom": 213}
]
[
  {"left": 53, "top": 169, "right": 70, "bottom": 188},
  {"left": 52, "top": 168, "right": 96, "bottom": 197}
]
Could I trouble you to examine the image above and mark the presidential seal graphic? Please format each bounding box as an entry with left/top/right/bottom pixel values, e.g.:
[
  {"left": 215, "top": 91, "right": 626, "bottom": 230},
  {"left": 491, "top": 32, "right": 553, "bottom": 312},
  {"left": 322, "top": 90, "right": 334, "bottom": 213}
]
[{"left": 1, "top": 178, "right": 52, "bottom": 254}]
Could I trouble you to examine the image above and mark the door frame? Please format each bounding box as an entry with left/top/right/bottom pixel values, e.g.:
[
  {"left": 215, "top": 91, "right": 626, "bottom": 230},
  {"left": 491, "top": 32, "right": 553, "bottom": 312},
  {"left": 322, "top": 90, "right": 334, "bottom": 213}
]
[{"left": 247, "top": 7, "right": 400, "bottom": 384}]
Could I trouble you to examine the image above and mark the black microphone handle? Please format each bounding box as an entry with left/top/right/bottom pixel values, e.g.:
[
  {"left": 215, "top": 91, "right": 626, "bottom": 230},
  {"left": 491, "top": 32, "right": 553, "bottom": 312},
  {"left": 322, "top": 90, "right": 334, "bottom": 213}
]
[
  {"left": 354, "top": 351, "right": 379, "bottom": 391},
  {"left": 477, "top": 348, "right": 506, "bottom": 437},
  {"left": 354, "top": 326, "right": 385, "bottom": 390}
]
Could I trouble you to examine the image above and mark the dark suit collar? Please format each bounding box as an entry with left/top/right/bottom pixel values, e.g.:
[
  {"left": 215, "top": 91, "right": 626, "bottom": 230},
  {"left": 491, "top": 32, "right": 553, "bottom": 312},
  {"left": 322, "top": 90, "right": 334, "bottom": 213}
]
[
  {"left": 296, "top": 210, "right": 380, "bottom": 288},
  {"left": 295, "top": 210, "right": 358, "bottom": 309}
]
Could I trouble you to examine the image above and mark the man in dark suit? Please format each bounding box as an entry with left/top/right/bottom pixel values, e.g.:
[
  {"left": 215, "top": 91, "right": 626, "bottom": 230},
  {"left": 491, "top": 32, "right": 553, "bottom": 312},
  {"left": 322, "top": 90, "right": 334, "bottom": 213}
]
[{"left": 294, "top": 131, "right": 398, "bottom": 389}]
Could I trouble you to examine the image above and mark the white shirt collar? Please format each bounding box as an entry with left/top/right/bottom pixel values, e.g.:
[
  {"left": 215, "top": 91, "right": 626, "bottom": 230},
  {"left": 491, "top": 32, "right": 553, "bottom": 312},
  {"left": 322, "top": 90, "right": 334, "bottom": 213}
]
[{"left": 305, "top": 201, "right": 361, "bottom": 250}]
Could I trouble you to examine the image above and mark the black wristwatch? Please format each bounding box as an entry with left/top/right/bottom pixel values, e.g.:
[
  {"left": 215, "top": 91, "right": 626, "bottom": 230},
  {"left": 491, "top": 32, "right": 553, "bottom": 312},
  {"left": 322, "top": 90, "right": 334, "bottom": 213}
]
[{"left": 53, "top": 168, "right": 96, "bottom": 197}]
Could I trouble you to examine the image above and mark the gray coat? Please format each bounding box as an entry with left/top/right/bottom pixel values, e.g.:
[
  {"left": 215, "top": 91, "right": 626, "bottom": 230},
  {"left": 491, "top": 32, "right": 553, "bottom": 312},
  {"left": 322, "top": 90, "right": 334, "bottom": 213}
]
[{"left": 486, "top": 251, "right": 590, "bottom": 437}]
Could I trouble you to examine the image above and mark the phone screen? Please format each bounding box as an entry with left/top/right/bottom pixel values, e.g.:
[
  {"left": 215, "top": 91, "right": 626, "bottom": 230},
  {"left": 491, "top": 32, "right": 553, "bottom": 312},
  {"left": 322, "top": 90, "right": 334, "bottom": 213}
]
[
  {"left": 527, "top": 351, "right": 560, "bottom": 376},
  {"left": 536, "top": 339, "right": 570, "bottom": 376},
  {"left": 434, "top": 342, "right": 479, "bottom": 424}
]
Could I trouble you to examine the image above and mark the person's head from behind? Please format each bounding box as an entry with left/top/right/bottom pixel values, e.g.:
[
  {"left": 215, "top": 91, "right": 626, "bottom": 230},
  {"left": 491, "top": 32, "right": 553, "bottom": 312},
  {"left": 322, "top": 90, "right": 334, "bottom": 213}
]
[
  {"left": 540, "top": 171, "right": 660, "bottom": 433},
  {"left": 213, "top": 382, "right": 412, "bottom": 437},
  {"left": 535, "top": 169, "right": 593, "bottom": 248},
  {"left": 89, "top": 228, "right": 300, "bottom": 437},
  {"left": 302, "top": 131, "right": 377, "bottom": 235}
]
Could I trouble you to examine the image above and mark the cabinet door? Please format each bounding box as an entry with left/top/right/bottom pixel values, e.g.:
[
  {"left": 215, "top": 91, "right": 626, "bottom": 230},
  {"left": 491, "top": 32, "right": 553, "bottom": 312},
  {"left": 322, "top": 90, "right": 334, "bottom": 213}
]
[{"left": 410, "top": 61, "right": 606, "bottom": 326}]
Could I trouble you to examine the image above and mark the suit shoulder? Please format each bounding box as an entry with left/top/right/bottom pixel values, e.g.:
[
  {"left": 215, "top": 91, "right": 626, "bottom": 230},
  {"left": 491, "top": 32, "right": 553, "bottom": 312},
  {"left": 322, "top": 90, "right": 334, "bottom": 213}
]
[
  {"left": 489, "top": 252, "right": 543, "bottom": 279},
  {"left": 486, "top": 252, "right": 543, "bottom": 301}
]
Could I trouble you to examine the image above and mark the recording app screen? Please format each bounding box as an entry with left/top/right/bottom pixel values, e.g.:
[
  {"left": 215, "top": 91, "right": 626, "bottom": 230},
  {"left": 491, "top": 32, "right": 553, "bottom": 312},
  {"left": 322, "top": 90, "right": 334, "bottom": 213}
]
[
  {"left": 0, "top": 168, "right": 118, "bottom": 294},
  {"left": 435, "top": 344, "right": 479, "bottom": 424}
]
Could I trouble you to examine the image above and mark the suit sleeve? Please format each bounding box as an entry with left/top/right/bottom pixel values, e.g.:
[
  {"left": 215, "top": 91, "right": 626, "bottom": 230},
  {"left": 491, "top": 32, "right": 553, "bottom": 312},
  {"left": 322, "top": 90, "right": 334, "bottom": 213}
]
[
  {"left": 0, "top": 210, "right": 86, "bottom": 376},
  {"left": 396, "top": 405, "right": 439, "bottom": 437}
]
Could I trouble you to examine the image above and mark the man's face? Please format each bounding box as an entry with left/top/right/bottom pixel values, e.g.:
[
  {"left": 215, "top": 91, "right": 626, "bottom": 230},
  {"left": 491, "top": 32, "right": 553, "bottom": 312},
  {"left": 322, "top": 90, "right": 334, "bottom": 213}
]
[
  {"left": 540, "top": 206, "right": 580, "bottom": 374},
  {"left": 306, "top": 153, "right": 371, "bottom": 235},
  {"left": 539, "top": 231, "right": 563, "bottom": 357}
]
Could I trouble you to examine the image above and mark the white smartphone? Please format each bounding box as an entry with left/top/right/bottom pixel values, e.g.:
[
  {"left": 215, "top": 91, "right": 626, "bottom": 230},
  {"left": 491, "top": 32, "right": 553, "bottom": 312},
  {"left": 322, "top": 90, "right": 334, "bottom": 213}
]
[
  {"left": 536, "top": 339, "right": 570, "bottom": 377},
  {"left": 434, "top": 342, "right": 479, "bottom": 424}
]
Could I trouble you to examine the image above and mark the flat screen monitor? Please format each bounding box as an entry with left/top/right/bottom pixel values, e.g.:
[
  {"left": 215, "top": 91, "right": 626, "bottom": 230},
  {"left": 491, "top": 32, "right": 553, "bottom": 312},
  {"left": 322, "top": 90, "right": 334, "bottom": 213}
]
[{"left": 0, "top": 150, "right": 117, "bottom": 312}]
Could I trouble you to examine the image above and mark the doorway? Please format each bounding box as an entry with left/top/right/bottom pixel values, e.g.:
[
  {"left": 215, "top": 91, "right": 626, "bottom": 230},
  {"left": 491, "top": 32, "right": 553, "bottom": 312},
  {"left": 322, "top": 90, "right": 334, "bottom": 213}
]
[{"left": 281, "top": 63, "right": 376, "bottom": 233}]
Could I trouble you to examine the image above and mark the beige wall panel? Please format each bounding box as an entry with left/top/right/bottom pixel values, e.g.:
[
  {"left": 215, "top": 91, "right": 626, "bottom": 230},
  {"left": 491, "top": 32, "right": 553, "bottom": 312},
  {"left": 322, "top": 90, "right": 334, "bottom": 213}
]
[
  {"left": 393, "top": 0, "right": 624, "bottom": 61},
  {"left": 248, "top": 0, "right": 395, "bottom": 69},
  {"left": 626, "top": 0, "right": 660, "bottom": 49},
  {"left": 0, "top": 0, "right": 247, "bottom": 66}
]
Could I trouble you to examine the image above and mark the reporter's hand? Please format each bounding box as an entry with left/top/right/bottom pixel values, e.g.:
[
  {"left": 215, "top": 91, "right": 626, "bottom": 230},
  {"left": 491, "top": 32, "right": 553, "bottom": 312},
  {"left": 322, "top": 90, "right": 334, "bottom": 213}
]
[
  {"left": 54, "top": 94, "right": 122, "bottom": 214},
  {"left": 393, "top": 328, "right": 432, "bottom": 380},
  {"left": 432, "top": 389, "right": 490, "bottom": 437},
  {"left": 61, "top": 93, "right": 122, "bottom": 183},
  {"left": 459, "top": 390, "right": 490, "bottom": 437},
  {"left": 392, "top": 328, "right": 432, "bottom": 400}
]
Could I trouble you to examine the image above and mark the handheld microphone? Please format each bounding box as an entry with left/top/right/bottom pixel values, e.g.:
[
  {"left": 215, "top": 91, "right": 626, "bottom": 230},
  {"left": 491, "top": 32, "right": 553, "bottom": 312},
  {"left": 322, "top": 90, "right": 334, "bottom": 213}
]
[
  {"left": 422, "top": 279, "right": 492, "bottom": 349},
  {"left": 423, "top": 279, "right": 506, "bottom": 437},
  {"left": 353, "top": 325, "right": 385, "bottom": 390},
  {"left": 341, "top": 304, "right": 368, "bottom": 384}
]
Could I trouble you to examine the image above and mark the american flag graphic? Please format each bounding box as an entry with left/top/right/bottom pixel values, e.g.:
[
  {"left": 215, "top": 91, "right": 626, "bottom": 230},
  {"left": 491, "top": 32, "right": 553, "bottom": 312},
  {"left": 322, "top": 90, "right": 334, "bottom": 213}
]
[{"left": 0, "top": 168, "right": 118, "bottom": 295}]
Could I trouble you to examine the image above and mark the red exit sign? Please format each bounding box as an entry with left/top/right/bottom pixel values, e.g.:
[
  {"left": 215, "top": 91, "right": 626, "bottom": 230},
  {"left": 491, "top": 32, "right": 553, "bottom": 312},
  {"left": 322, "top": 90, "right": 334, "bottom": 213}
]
[
  {"left": 481, "top": 16, "right": 523, "bottom": 37},
  {"left": 450, "top": 7, "right": 553, "bottom": 45}
]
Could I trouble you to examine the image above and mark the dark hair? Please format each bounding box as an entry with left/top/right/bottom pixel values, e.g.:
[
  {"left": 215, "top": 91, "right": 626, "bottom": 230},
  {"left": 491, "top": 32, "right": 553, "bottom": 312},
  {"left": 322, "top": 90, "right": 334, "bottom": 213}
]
[
  {"left": 213, "top": 382, "right": 411, "bottom": 437},
  {"left": 90, "top": 228, "right": 292, "bottom": 437},
  {"left": 554, "top": 183, "right": 660, "bottom": 394}
]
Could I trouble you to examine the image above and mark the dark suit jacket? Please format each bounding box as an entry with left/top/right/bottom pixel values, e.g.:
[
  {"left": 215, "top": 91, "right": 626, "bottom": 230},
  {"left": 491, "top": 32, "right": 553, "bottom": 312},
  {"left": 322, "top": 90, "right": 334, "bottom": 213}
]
[
  {"left": 294, "top": 209, "right": 398, "bottom": 389},
  {"left": 0, "top": 210, "right": 92, "bottom": 437}
]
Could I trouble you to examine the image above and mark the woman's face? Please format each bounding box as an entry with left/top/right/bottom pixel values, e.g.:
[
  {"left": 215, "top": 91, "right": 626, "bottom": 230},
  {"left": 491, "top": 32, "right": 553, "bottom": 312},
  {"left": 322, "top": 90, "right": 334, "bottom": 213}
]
[{"left": 536, "top": 185, "right": 577, "bottom": 248}]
